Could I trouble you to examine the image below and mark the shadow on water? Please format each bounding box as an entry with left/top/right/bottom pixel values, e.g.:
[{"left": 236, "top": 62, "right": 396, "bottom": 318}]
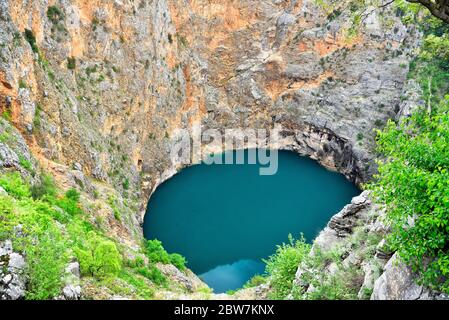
[{"left": 144, "top": 150, "right": 359, "bottom": 293}]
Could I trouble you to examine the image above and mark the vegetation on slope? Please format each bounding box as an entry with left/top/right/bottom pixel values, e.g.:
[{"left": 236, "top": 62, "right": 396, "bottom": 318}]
[
  {"left": 0, "top": 169, "right": 188, "bottom": 299},
  {"left": 260, "top": 0, "right": 449, "bottom": 299},
  {"left": 369, "top": 12, "right": 449, "bottom": 293}
]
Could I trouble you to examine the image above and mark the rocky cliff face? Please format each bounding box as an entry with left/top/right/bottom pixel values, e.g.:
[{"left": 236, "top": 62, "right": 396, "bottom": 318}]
[{"left": 0, "top": 0, "right": 422, "bottom": 299}]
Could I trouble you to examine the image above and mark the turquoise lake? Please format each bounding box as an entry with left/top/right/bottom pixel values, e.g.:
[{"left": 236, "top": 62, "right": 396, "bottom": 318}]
[{"left": 143, "top": 150, "right": 359, "bottom": 293}]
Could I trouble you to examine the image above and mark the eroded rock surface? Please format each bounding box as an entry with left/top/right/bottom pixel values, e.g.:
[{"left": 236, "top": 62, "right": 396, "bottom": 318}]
[
  {"left": 0, "top": 0, "right": 427, "bottom": 300},
  {"left": 0, "top": 240, "right": 26, "bottom": 300}
]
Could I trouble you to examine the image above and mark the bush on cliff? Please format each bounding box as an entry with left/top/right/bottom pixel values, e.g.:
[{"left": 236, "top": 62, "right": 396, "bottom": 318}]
[
  {"left": 370, "top": 98, "right": 449, "bottom": 293},
  {"left": 369, "top": 13, "right": 449, "bottom": 293},
  {"left": 145, "top": 239, "right": 187, "bottom": 271},
  {"left": 264, "top": 235, "right": 311, "bottom": 299},
  {"left": 75, "top": 231, "right": 122, "bottom": 279}
]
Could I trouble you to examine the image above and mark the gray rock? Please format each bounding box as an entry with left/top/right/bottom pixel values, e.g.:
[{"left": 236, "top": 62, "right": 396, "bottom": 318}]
[
  {"left": 73, "top": 162, "right": 82, "bottom": 171},
  {"left": 2, "top": 274, "right": 13, "bottom": 285},
  {"left": 5, "top": 281, "right": 25, "bottom": 300},
  {"left": 66, "top": 262, "right": 81, "bottom": 278},
  {"left": 375, "top": 239, "right": 393, "bottom": 261},
  {"left": 8, "top": 253, "right": 26, "bottom": 271},
  {"left": 0, "top": 241, "right": 26, "bottom": 300},
  {"left": 0, "top": 240, "right": 13, "bottom": 256},
  {"left": 56, "top": 261, "right": 81, "bottom": 300},
  {"left": 0, "top": 143, "right": 19, "bottom": 168},
  {"left": 326, "top": 191, "right": 371, "bottom": 238},
  {"left": 62, "top": 285, "right": 81, "bottom": 300},
  {"left": 371, "top": 253, "right": 424, "bottom": 300}
]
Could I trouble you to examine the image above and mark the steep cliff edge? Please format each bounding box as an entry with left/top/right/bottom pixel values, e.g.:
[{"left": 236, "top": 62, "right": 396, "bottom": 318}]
[{"left": 0, "top": 0, "right": 421, "bottom": 299}]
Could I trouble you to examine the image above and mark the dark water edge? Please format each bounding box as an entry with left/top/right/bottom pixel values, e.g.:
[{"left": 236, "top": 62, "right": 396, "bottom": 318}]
[{"left": 144, "top": 150, "right": 359, "bottom": 293}]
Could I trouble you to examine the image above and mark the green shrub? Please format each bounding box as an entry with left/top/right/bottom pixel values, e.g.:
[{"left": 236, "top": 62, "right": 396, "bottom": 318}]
[
  {"left": 119, "top": 271, "right": 155, "bottom": 299},
  {"left": 30, "top": 173, "right": 57, "bottom": 200},
  {"left": 24, "top": 29, "right": 38, "bottom": 53},
  {"left": 2, "top": 110, "right": 12, "bottom": 122},
  {"left": 145, "top": 239, "right": 170, "bottom": 264},
  {"left": 56, "top": 196, "right": 81, "bottom": 216},
  {"left": 0, "top": 172, "right": 31, "bottom": 198},
  {"left": 67, "top": 56, "right": 76, "bottom": 70},
  {"left": 0, "top": 182, "right": 69, "bottom": 299},
  {"left": 370, "top": 101, "right": 449, "bottom": 293},
  {"left": 0, "top": 196, "right": 15, "bottom": 241},
  {"left": 169, "top": 253, "right": 187, "bottom": 271},
  {"left": 33, "top": 105, "right": 41, "bottom": 130},
  {"left": 75, "top": 232, "right": 122, "bottom": 279},
  {"left": 264, "top": 235, "right": 311, "bottom": 299},
  {"left": 243, "top": 274, "right": 267, "bottom": 289},
  {"left": 25, "top": 228, "right": 67, "bottom": 299},
  {"left": 107, "top": 194, "right": 121, "bottom": 221},
  {"left": 305, "top": 271, "right": 360, "bottom": 300},
  {"left": 145, "top": 239, "right": 187, "bottom": 271},
  {"left": 65, "top": 188, "right": 80, "bottom": 202},
  {"left": 47, "top": 6, "right": 64, "bottom": 24},
  {"left": 137, "top": 265, "right": 167, "bottom": 286},
  {"left": 18, "top": 79, "right": 27, "bottom": 89},
  {"left": 122, "top": 178, "right": 129, "bottom": 190},
  {"left": 127, "top": 256, "right": 145, "bottom": 268},
  {"left": 18, "top": 154, "right": 32, "bottom": 172}
]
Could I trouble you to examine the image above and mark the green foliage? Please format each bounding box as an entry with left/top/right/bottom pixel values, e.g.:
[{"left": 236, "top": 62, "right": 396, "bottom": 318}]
[
  {"left": 0, "top": 131, "right": 10, "bottom": 143},
  {"left": 243, "top": 274, "right": 267, "bottom": 289},
  {"left": 264, "top": 235, "right": 311, "bottom": 299},
  {"left": 169, "top": 253, "right": 187, "bottom": 271},
  {"left": 314, "top": 0, "right": 448, "bottom": 38},
  {"left": 369, "top": 100, "right": 449, "bottom": 293},
  {"left": 0, "top": 173, "right": 70, "bottom": 299},
  {"left": 126, "top": 256, "right": 145, "bottom": 268},
  {"left": 119, "top": 271, "right": 155, "bottom": 299},
  {"left": 24, "top": 29, "right": 38, "bottom": 53},
  {"left": 145, "top": 239, "right": 170, "bottom": 264},
  {"left": 33, "top": 105, "right": 41, "bottom": 130},
  {"left": 0, "top": 170, "right": 141, "bottom": 298},
  {"left": 30, "top": 173, "right": 57, "bottom": 200},
  {"left": 107, "top": 194, "right": 121, "bottom": 221},
  {"left": 144, "top": 239, "right": 187, "bottom": 271},
  {"left": 55, "top": 189, "right": 82, "bottom": 216},
  {"left": 409, "top": 31, "right": 449, "bottom": 106},
  {"left": 0, "top": 172, "right": 31, "bottom": 198},
  {"left": 367, "top": 7, "right": 449, "bottom": 293},
  {"left": 1, "top": 110, "right": 12, "bottom": 122},
  {"left": 65, "top": 188, "right": 80, "bottom": 202},
  {"left": 75, "top": 231, "right": 122, "bottom": 279},
  {"left": 18, "top": 79, "right": 27, "bottom": 89},
  {"left": 137, "top": 265, "right": 167, "bottom": 286},
  {"left": 303, "top": 269, "right": 362, "bottom": 300},
  {"left": 0, "top": 195, "right": 15, "bottom": 240},
  {"left": 25, "top": 227, "right": 67, "bottom": 299},
  {"left": 18, "top": 154, "right": 33, "bottom": 172},
  {"left": 67, "top": 56, "right": 76, "bottom": 70},
  {"left": 122, "top": 178, "right": 129, "bottom": 190},
  {"left": 47, "top": 6, "right": 64, "bottom": 24}
]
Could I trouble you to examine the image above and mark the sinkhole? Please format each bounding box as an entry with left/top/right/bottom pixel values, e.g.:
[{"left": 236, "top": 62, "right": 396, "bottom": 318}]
[{"left": 143, "top": 150, "right": 359, "bottom": 293}]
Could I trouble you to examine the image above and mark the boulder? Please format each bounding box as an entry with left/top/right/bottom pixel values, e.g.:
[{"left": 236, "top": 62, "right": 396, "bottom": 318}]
[{"left": 371, "top": 253, "right": 425, "bottom": 300}]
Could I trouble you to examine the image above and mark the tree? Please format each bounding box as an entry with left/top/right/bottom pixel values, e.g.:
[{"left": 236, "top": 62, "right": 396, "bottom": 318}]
[
  {"left": 370, "top": 98, "right": 449, "bottom": 293},
  {"left": 407, "top": 0, "right": 449, "bottom": 23},
  {"left": 316, "top": 0, "right": 449, "bottom": 26}
]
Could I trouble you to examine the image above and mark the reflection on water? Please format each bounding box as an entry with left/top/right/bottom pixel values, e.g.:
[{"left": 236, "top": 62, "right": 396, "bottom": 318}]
[
  {"left": 200, "top": 259, "right": 265, "bottom": 293},
  {"left": 144, "top": 150, "right": 359, "bottom": 293}
]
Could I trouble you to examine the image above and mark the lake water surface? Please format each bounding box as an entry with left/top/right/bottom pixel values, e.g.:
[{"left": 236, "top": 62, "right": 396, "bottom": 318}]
[{"left": 143, "top": 150, "right": 359, "bottom": 293}]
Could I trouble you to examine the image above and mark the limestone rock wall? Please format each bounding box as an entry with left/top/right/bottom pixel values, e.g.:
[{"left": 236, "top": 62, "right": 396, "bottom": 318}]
[
  {"left": 1, "top": 1, "right": 420, "bottom": 218},
  {"left": 0, "top": 0, "right": 424, "bottom": 300}
]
